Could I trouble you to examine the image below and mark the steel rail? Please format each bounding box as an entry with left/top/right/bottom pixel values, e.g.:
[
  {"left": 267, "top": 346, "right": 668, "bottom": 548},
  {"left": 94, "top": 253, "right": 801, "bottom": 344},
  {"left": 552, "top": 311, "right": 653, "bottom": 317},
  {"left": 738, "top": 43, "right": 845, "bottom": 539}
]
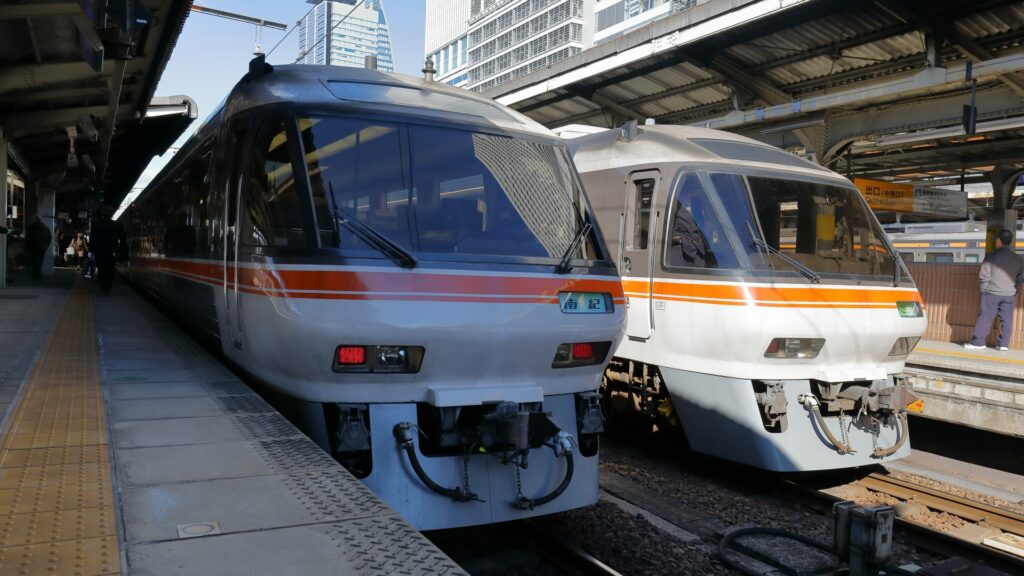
[
  {"left": 778, "top": 473, "right": 1019, "bottom": 569},
  {"left": 524, "top": 519, "right": 624, "bottom": 576},
  {"left": 854, "top": 473, "right": 1024, "bottom": 535}
]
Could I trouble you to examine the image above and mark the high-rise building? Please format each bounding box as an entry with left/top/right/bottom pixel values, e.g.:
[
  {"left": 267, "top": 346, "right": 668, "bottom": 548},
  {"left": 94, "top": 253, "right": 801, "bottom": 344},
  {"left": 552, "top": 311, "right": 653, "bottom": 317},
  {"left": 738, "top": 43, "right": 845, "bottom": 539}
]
[
  {"left": 464, "top": 0, "right": 589, "bottom": 93},
  {"left": 424, "top": 0, "right": 471, "bottom": 87},
  {"left": 298, "top": 0, "right": 394, "bottom": 71},
  {"left": 592, "top": 0, "right": 672, "bottom": 45}
]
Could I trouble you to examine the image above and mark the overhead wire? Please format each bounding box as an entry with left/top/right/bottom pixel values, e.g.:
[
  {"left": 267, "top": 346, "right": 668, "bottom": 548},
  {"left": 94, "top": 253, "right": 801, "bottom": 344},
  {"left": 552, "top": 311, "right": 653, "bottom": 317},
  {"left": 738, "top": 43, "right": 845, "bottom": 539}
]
[{"left": 264, "top": 1, "right": 318, "bottom": 59}]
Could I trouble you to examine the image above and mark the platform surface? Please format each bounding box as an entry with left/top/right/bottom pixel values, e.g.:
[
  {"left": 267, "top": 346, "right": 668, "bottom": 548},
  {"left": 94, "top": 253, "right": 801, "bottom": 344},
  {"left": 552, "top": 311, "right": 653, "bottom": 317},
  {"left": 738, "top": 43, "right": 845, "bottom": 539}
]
[
  {"left": 904, "top": 340, "right": 1024, "bottom": 437},
  {"left": 0, "top": 273, "right": 465, "bottom": 575},
  {"left": 910, "top": 339, "right": 1024, "bottom": 380}
]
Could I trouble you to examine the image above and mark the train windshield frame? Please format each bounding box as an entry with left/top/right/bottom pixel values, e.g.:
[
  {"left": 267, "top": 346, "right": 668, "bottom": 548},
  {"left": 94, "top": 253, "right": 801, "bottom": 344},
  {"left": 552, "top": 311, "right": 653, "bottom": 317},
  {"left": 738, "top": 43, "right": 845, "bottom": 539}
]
[
  {"left": 663, "top": 169, "right": 899, "bottom": 281},
  {"left": 288, "top": 110, "right": 605, "bottom": 266}
]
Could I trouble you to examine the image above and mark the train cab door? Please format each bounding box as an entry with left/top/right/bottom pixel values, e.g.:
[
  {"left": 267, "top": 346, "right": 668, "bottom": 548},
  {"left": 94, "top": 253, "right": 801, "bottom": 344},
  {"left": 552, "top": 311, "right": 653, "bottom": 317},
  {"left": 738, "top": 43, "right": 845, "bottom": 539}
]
[
  {"left": 223, "top": 118, "right": 250, "bottom": 349},
  {"left": 621, "top": 170, "right": 661, "bottom": 340}
]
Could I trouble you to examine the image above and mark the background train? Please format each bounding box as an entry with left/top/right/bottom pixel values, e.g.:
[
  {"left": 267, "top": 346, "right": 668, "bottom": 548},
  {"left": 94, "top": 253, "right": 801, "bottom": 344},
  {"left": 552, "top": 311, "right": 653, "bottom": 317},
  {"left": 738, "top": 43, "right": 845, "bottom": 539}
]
[
  {"left": 568, "top": 123, "right": 927, "bottom": 472},
  {"left": 887, "top": 220, "right": 1024, "bottom": 264},
  {"left": 120, "top": 61, "right": 625, "bottom": 530}
]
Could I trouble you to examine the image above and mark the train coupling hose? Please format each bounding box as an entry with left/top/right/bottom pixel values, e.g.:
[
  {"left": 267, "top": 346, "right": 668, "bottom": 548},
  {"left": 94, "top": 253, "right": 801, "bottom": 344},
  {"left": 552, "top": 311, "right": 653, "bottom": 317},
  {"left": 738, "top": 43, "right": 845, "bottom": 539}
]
[
  {"left": 513, "top": 431, "right": 575, "bottom": 511},
  {"left": 797, "top": 394, "right": 854, "bottom": 455},
  {"left": 393, "top": 422, "right": 481, "bottom": 503},
  {"left": 871, "top": 410, "right": 909, "bottom": 458}
]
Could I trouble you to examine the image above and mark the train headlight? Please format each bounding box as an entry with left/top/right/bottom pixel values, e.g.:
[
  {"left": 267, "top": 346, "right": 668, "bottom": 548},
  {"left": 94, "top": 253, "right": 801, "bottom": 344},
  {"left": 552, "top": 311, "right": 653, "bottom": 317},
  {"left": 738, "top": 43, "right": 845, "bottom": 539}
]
[
  {"left": 763, "top": 338, "right": 824, "bottom": 359},
  {"left": 896, "top": 301, "right": 923, "bottom": 318},
  {"left": 552, "top": 341, "right": 612, "bottom": 368},
  {"left": 333, "top": 345, "right": 424, "bottom": 373},
  {"left": 888, "top": 336, "right": 920, "bottom": 356}
]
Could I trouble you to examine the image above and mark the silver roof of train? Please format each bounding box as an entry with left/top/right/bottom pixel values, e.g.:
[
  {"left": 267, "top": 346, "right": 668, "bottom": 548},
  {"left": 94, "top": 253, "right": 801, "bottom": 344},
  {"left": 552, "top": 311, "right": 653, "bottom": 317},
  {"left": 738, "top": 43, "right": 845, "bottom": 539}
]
[
  {"left": 568, "top": 124, "right": 848, "bottom": 184},
  {"left": 207, "top": 63, "right": 555, "bottom": 139}
]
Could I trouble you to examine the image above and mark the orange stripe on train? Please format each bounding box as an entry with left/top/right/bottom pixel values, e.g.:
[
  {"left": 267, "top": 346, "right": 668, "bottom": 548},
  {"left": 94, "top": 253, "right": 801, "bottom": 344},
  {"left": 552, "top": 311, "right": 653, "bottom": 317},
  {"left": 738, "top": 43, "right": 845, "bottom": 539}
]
[
  {"left": 132, "top": 257, "right": 625, "bottom": 301},
  {"left": 620, "top": 279, "right": 922, "bottom": 307}
]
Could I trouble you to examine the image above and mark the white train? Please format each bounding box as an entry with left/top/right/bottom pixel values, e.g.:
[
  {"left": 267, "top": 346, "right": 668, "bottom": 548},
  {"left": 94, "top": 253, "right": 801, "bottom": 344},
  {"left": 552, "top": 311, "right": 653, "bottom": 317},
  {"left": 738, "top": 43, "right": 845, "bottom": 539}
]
[
  {"left": 569, "top": 124, "right": 927, "bottom": 472},
  {"left": 121, "top": 60, "right": 625, "bottom": 529}
]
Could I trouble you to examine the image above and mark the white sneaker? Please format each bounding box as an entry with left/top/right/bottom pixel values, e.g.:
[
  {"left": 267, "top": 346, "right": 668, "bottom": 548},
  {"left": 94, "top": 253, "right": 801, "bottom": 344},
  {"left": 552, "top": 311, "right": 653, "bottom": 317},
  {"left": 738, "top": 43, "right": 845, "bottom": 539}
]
[
  {"left": 997, "top": 346, "right": 1009, "bottom": 351},
  {"left": 962, "top": 343, "right": 986, "bottom": 349}
]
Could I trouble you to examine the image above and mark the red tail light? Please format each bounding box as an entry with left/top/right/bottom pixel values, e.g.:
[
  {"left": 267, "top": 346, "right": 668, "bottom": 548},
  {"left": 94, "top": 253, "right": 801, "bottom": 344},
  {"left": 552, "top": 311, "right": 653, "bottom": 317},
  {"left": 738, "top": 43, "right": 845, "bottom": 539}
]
[
  {"left": 552, "top": 342, "right": 611, "bottom": 368},
  {"left": 337, "top": 346, "right": 366, "bottom": 365},
  {"left": 572, "top": 343, "right": 594, "bottom": 360},
  {"left": 333, "top": 345, "right": 425, "bottom": 373}
]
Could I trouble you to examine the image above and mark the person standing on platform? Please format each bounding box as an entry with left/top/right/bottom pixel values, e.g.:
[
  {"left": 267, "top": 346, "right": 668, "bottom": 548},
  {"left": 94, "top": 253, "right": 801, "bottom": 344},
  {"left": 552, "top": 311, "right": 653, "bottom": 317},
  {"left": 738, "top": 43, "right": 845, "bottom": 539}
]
[
  {"left": 24, "top": 216, "right": 51, "bottom": 280},
  {"left": 964, "top": 229, "right": 1024, "bottom": 351},
  {"left": 70, "top": 232, "right": 89, "bottom": 271},
  {"left": 90, "top": 205, "right": 126, "bottom": 294}
]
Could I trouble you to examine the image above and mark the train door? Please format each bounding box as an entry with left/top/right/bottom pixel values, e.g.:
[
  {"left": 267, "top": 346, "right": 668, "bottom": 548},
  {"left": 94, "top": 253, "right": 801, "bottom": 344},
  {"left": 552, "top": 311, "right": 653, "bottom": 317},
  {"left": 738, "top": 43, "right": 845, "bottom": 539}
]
[
  {"left": 223, "top": 118, "right": 250, "bottom": 349},
  {"left": 621, "top": 170, "right": 661, "bottom": 340}
]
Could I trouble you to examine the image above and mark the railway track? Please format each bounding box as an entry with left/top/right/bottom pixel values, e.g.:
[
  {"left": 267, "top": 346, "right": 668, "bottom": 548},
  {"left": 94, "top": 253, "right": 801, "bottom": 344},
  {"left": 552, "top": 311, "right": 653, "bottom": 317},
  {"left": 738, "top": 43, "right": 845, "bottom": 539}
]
[
  {"left": 804, "top": 471, "right": 1024, "bottom": 574},
  {"left": 427, "top": 519, "right": 624, "bottom": 576},
  {"left": 526, "top": 519, "right": 625, "bottom": 576}
]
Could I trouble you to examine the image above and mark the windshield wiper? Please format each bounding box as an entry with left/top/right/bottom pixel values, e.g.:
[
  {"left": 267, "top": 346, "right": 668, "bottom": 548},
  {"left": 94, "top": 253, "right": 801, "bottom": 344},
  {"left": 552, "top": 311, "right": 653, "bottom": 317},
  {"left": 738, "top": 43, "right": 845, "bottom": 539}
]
[
  {"left": 556, "top": 222, "right": 592, "bottom": 274},
  {"left": 750, "top": 236, "right": 821, "bottom": 284},
  {"left": 328, "top": 183, "right": 417, "bottom": 268}
]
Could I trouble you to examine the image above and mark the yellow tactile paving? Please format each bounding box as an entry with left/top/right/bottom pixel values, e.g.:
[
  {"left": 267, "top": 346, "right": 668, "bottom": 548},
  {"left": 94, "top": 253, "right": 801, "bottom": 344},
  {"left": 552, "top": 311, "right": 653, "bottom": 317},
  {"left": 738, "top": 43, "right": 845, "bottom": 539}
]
[
  {"left": 0, "top": 279, "right": 120, "bottom": 576},
  {"left": 915, "top": 346, "right": 1024, "bottom": 366}
]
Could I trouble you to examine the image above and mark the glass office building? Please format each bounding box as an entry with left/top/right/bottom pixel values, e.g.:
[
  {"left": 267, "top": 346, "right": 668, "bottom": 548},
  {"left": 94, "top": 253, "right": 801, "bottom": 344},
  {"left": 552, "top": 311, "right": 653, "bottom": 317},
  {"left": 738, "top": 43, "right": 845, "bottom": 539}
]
[{"left": 298, "top": 0, "right": 394, "bottom": 72}]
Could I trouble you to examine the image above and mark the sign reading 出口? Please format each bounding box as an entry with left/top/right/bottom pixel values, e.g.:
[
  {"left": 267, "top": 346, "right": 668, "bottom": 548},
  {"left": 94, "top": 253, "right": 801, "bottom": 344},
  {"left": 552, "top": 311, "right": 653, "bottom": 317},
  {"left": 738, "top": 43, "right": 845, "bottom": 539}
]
[{"left": 854, "top": 178, "right": 967, "bottom": 219}]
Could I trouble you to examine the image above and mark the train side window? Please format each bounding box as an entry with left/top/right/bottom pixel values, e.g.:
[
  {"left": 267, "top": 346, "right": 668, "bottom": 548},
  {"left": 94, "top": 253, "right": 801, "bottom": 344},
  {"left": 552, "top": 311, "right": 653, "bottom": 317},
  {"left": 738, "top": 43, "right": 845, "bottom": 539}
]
[
  {"left": 899, "top": 252, "right": 916, "bottom": 263},
  {"left": 242, "top": 117, "right": 307, "bottom": 248},
  {"left": 665, "top": 173, "right": 740, "bottom": 270},
  {"left": 926, "top": 252, "right": 953, "bottom": 263},
  {"left": 965, "top": 253, "right": 980, "bottom": 263},
  {"left": 632, "top": 179, "right": 654, "bottom": 250}
]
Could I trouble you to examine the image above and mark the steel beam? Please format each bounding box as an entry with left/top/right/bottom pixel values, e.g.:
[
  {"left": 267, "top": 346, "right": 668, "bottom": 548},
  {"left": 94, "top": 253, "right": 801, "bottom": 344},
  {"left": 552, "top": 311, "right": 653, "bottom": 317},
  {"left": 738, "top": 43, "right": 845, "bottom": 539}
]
[
  {"left": 695, "top": 50, "right": 1024, "bottom": 132},
  {"left": 0, "top": 3, "right": 81, "bottom": 19},
  {"left": 0, "top": 106, "right": 113, "bottom": 135}
]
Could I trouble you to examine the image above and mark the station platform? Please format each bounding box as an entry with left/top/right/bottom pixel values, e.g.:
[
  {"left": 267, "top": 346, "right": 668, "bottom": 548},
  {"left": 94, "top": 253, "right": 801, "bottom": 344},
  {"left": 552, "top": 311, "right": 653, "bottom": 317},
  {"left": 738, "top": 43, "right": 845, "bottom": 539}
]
[
  {"left": 0, "top": 272, "right": 466, "bottom": 575},
  {"left": 904, "top": 340, "right": 1024, "bottom": 437}
]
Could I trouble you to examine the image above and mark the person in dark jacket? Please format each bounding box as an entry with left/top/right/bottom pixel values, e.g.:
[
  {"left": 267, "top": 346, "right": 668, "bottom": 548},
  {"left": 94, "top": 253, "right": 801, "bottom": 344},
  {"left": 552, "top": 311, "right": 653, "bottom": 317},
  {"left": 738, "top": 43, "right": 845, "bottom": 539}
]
[
  {"left": 964, "top": 229, "right": 1024, "bottom": 351},
  {"left": 24, "top": 216, "right": 51, "bottom": 279},
  {"left": 90, "top": 205, "right": 126, "bottom": 294}
]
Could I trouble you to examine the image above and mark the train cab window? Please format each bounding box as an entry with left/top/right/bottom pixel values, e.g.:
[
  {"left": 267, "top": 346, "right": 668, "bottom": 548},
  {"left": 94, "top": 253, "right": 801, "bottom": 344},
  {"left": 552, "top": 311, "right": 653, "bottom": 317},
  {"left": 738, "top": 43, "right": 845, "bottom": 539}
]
[
  {"left": 300, "top": 117, "right": 413, "bottom": 251},
  {"left": 665, "top": 173, "right": 740, "bottom": 269},
  {"left": 747, "top": 176, "right": 897, "bottom": 278},
  {"left": 406, "top": 126, "right": 581, "bottom": 258},
  {"left": 242, "top": 117, "right": 307, "bottom": 248},
  {"left": 632, "top": 179, "right": 654, "bottom": 250}
]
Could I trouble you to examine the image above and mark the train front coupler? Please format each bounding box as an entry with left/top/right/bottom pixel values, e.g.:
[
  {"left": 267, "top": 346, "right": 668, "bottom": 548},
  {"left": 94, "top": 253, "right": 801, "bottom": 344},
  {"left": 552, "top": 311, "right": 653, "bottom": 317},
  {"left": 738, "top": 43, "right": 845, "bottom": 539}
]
[
  {"left": 393, "top": 401, "right": 577, "bottom": 508},
  {"left": 476, "top": 402, "right": 576, "bottom": 511},
  {"left": 798, "top": 378, "right": 911, "bottom": 457}
]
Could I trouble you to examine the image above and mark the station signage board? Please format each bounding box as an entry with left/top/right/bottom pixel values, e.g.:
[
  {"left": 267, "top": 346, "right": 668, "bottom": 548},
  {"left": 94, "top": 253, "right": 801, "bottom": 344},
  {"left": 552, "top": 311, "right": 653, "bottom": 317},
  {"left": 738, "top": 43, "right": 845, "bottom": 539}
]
[{"left": 854, "top": 178, "right": 967, "bottom": 219}]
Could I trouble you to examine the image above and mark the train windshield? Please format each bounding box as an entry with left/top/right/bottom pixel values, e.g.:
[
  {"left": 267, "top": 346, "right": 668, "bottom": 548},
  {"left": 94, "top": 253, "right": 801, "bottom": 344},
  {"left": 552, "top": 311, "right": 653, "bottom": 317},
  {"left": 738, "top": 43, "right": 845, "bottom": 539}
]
[
  {"left": 297, "top": 116, "right": 598, "bottom": 262},
  {"left": 667, "top": 172, "right": 897, "bottom": 279}
]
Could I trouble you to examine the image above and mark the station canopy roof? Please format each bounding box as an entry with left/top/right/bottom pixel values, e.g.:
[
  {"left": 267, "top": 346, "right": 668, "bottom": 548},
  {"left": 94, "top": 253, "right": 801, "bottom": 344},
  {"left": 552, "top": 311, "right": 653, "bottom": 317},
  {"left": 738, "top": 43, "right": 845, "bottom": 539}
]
[
  {"left": 488, "top": 0, "right": 1024, "bottom": 187},
  {"left": 0, "top": 0, "right": 196, "bottom": 209}
]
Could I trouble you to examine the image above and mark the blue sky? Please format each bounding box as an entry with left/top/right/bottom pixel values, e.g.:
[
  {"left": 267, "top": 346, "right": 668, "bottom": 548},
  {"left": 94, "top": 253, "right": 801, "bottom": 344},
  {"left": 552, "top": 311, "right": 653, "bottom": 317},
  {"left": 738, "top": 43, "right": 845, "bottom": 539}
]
[{"left": 128, "top": 0, "right": 425, "bottom": 197}]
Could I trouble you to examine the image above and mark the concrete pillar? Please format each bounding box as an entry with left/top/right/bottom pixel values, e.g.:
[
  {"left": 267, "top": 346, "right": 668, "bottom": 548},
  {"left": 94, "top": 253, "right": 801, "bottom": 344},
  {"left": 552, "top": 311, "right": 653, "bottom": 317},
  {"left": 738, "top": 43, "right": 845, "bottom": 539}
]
[
  {"left": 1, "top": 127, "right": 7, "bottom": 289},
  {"left": 37, "top": 187, "right": 55, "bottom": 277},
  {"left": 986, "top": 167, "right": 1021, "bottom": 252}
]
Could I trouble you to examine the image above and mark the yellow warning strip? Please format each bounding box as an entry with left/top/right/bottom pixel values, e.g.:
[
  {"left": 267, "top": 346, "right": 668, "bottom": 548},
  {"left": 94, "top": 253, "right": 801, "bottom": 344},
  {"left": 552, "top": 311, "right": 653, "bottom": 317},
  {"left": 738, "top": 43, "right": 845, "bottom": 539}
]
[
  {"left": 0, "top": 279, "right": 119, "bottom": 575},
  {"left": 915, "top": 346, "right": 1024, "bottom": 366}
]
